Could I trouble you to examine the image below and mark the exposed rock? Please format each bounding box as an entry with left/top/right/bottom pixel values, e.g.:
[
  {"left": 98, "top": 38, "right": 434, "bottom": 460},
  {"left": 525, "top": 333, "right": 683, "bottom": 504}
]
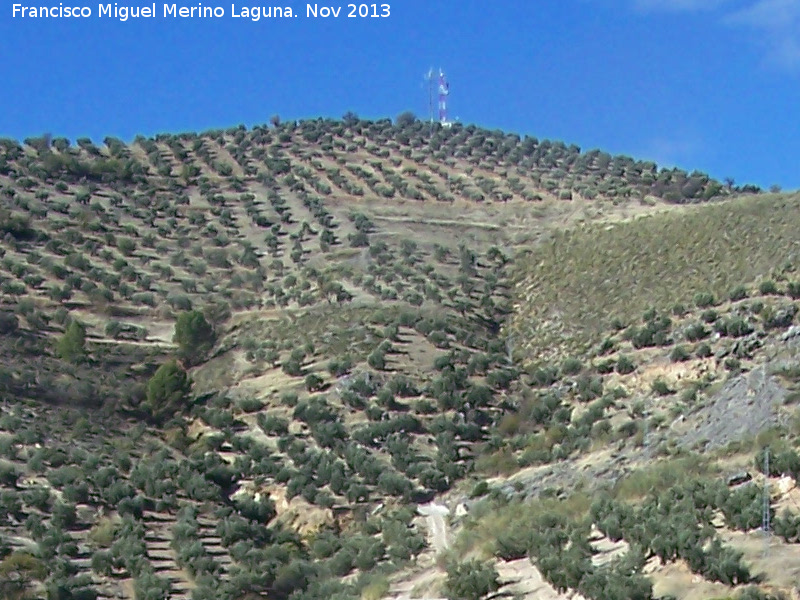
[
  {"left": 781, "top": 325, "right": 800, "bottom": 341},
  {"left": 726, "top": 471, "right": 752, "bottom": 487},
  {"left": 777, "top": 475, "right": 796, "bottom": 495},
  {"left": 679, "top": 366, "right": 785, "bottom": 451}
]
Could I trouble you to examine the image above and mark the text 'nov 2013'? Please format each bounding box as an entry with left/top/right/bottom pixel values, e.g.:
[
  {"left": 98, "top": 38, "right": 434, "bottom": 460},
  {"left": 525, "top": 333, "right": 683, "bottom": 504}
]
[{"left": 11, "top": 3, "right": 392, "bottom": 21}]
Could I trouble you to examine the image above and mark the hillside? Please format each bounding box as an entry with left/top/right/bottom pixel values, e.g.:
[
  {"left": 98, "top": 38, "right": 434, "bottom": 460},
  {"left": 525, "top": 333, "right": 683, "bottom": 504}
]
[{"left": 0, "top": 118, "right": 798, "bottom": 600}]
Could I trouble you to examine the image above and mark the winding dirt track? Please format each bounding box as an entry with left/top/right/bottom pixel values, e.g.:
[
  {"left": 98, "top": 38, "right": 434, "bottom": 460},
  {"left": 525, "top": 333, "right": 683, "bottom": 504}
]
[{"left": 417, "top": 503, "right": 450, "bottom": 553}]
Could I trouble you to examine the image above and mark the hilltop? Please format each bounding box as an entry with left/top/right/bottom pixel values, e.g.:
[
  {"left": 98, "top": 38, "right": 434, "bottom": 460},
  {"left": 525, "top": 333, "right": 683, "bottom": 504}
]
[{"left": 0, "top": 117, "right": 798, "bottom": 600}]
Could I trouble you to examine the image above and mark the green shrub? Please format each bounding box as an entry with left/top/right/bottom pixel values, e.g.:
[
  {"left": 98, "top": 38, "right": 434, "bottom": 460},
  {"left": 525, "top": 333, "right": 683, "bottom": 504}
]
[
  {"left": 0, "top": 551, "right": 47, "bottom": 591},
  {"left": 773, "top": 510, "right": 800, "bottom": 543},
  {"left": 561, "top": 357, "right": 583, "bottom": 376},
  {"left": 367, "top": 350, "right": 386, "bottom": 370},
  {"left": 117, "top": 238, "right": 136, "bottom": 256},
  {"left": 719, "top": 484, "right": 766, "bottom": 531},
  {"left": 530, "top": 366, "right": 559, "bottom": 386},
  {"left": 729, "top": 285, "right": 748, "bottom": 302},
  {"left": 762, "top": 305, "right": 797, "bottom": 329},
  {"left": 51, "top": 501, "right": 77, "bottom": 529},
  {"left": 684, "top": 322, "right": 709, "bottom": 342},
  {"left": 0, "top": 210, "right": 34, "bottom": 240},
  {"left": 651, "top": 378, "right": 673, "bottom": 396},
  {"left": 696, "top": 343, "right": 712, "bottom": 358},
  {"left": 0, "top": 312, "right": 18, "bottom": 335},
  {"left": 616, "top": 355, "right": 635, "bottom": 375},
  {"left": 91, "top": 550, "right": 114, "bottom": 576},
  {"left": 327, "top": 355, "right": 353, "bottom": 377},
  {"left": 444, "top": 559, "right": 500, "bottom": 600},
  {"left": 133, "top": 570, "right": 171, "bottom": 600},
  {"left": 716, "top": 316, "right": 753, "bottom": 337},
  {"left": 694, "top": 292, "right": 717, "bottom": 308},
  {"left": 237, "top": 398, "right": 263, "bottom": 413},
  {"left": 173, "top": 310, "right": 216, "bottom": 365},
  {"left": 758, "top": 280, "right": 779, "bottom": 295},
  {"left": 724, "top": 358, "right": 742, "bottom": 372},
  {"left": 305, "top": 373, "right": 324, "bottom": 392},
  {"left": 56, "top": 321, "right": 86, "bottom": 363},
  {"left": 233, "top": 495, "right": 276, "bottom": 523},
  {"left": 670, "top": 345, "right": 691, "bottom": 362},
  {"left": 470, "top": 481, "right": 489, "bottom": 498},
  {"left": 146, "top": 360, "right": 190, "bottom": 420}
]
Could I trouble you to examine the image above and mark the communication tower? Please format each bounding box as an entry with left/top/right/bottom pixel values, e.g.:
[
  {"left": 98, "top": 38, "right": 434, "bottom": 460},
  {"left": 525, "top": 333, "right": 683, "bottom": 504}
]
[
  {"left": 763, "top": 448, "right": 771, "bottom": 556},
  {"left": 438, "top": 69, "right": 451, "bottom": 127}
]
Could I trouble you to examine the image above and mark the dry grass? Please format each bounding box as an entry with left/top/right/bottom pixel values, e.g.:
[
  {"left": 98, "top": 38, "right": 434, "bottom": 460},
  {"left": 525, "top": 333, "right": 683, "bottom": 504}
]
[
  {"left": 610, "top": 454, "right": 716, "bottom": 501},
  {"left": 510, "top": 193, "right": 800, "bottom": 363}
]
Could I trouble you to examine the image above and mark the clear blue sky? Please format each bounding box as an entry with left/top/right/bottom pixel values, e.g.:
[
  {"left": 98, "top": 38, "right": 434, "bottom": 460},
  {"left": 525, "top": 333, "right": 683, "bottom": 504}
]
[{"left": 1, "top": 0, "right": 798, "bottom": 189}]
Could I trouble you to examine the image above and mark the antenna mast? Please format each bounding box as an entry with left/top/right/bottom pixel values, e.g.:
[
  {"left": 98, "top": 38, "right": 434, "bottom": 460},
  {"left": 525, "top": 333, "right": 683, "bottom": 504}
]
[
  {"left": 438, "top": 69, "right": 450, "bottom": 127},
  {"left": 425, "top": 68, "right": 435, "bottom": 124},
  {"left": 763, "top": 448, "right": 771, "bottom": 557}
]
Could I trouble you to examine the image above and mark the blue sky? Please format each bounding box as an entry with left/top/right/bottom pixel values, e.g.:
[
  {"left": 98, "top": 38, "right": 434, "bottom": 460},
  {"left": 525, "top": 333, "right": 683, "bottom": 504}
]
[{"left": 1, "top": 0, "right": 798, "bottom": 189}]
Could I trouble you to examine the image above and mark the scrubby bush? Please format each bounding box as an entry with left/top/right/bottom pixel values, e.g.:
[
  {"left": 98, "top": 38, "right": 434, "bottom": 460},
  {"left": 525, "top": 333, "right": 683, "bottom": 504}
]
[
  {"left": 237, "top": 398, "right": 263, "bottom": 413},
  {"left": 561, "top": 357, "right": 583, "bottom": 376},
  {"left": 651, "top": 378, "right": 673, "bottom": 396},
  {"left": 616, "top": 355, "right": 635, "bottom": 375},
  {"left": 693, "top": 291, "right": 716, "bottom": 308},
  {"left": 0, "top": 312, "right": 18, "bottom": 335},
  {"left": 670, "top": 345, "right": 691, "bottom": 362},
  {"left": 146, "top": 360, "right": 190, "bottom": 420},
  {"left": 773, "top": 510, "right": 800, "bottom": 542},
  {"left": 444, "top": 559, "right": 500, "bottom": 600},
  {"left": 173, "top": 310, "right": 216, "bottom": 365},
  {"left": 759, "top": 280, "right": 779, "bottom": 295},
  {"left": 684, "top": 322, "right": 709, "bottom": 342},
  {"left": 327, "top": 355, "right": 353, "bottom": 377},
  {"left": 305, "top": 373, "right": 324, "bottom": 392},
  {"left": 715, "top": 316, "right": 753, "bottom": 337},
  {"left": 56, "top": 321, "right": 87, "bottom": 363},
  {"left": 233, "top": 494, "right": 277, "bottom": 523},
  {"left": 719, "top": 483, "right": 767, "bottom": 531},
  {"left": 696, "top": 343, "right": 712, "bottom": 358},
  {"left": 729, "top": 285, "right": 748, "bottom": 302},
  {"left": 367, "top": 350, "right": 386, "bottom": 370}
]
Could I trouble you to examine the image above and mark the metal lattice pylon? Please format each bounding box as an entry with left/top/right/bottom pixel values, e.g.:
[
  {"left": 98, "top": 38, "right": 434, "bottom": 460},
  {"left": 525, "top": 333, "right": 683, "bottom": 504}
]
[
  {"left": 763, "top": 447, "right": 771, "bottom": 557},
  {"left": 438, "top": 69, "right": 449, "bottom": 124}
]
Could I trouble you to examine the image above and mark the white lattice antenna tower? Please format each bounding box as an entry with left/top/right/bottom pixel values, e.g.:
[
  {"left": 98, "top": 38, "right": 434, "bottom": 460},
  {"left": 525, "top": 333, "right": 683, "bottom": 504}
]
[
  {"left": 438, "top": 69, "right": 450, "bottom": 126},
  {"left": 763, "top": 447, "right": 771, "bottom": 557}
]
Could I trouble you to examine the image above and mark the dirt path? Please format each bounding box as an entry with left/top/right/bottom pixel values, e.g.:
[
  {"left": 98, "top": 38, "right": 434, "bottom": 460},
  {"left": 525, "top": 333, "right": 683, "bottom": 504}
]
[
  {"left": 371, "top": 214, "right": 514, "bottom": 230},
  {"left": 417, "top": 503, "right": 450, "bottom": 553},
  {"left": 87, "top": 337, "right": 176, "bottom": 349}
]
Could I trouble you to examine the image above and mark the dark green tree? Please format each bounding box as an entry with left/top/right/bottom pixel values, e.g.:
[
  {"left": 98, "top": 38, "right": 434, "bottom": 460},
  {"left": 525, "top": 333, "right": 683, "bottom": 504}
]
[
  {"left": 0, "top": 312, "right": 18, "bottom": 335},
  {"left": 56, "top": 321, "right": 86, "bottom": 363},
  {"left": 173, "top": 310, "right": 216, "bottom": 365},
  {"left": 395, "top": 111, "right": 417, "bottom": 128},
  {"left": 146, "top": 360, "right": 190, "bottom": 420}
]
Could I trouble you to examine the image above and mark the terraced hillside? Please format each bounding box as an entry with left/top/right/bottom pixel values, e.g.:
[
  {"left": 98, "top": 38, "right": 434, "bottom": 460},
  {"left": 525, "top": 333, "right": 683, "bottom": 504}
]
[{"left": 1, "top": 117, "right": 799, "bottom": 600}]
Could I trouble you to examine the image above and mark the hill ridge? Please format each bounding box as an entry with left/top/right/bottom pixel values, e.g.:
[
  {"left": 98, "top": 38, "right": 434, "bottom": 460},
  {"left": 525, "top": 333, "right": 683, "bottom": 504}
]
[{"left": 1, "top": 117, "right": 799, "bottom": 600}]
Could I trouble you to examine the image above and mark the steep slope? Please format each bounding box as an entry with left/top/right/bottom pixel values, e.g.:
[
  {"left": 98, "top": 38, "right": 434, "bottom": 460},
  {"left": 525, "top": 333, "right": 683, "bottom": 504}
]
[
  {"left": 509, "top": 192, "right": 800, "bottom": 364},
  {"left": 2, "top": 118, "right": 798, "bottom": 600}
]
